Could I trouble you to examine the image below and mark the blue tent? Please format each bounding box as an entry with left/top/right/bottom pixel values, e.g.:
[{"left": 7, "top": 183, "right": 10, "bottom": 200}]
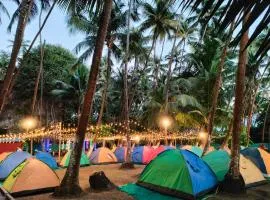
[
  {"left": 114, "top": 147, "right": 126, "bottom": 162},
  {"left": 35, "top": 151, "right": 58, "bottom": 169},
  {"left": 241, "top": 147, "right": 267, "bottom": 174},
  {"left": 132, "top": 146, "right": 153, "bottom": 164},
  {"left": 0, "top": 151, "right": 31, "bottom": 181}
]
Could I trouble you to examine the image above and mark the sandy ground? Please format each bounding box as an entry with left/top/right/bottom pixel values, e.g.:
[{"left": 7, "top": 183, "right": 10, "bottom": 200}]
[
  {"left": 18, "top": 164, "right": 145, "bottom": 200},
  {"left": 16, "top": 164, "right": 270, "bottom": 200}
]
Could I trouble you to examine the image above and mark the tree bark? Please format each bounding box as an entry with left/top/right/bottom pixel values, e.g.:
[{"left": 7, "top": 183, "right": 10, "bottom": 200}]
[
  {"left": 31, "top": 41, "right": 45, "bottom": 114},
  {"left": 0, "top": 0, "right": 33, "bottom": 113},
  {"left": 53, "top": 0, "right": 112, "bottom": 196},
  {"left": 31, "top": 7, "right": 45, "bottom": 115},
  {"left": 122, "top": 0, "right": 133, "bottom": 167},
  {"left": 164, "top": 34, "right": 177, "bottom": 114},
  {"left": 4, "top": 0, "right": 56, "bottom": 112},
  {"left": 204, "top": 22, "right": 235, "bottom": 153},
  {"left": 262, "top": 101, "right": 270, "bottom": 143},
  {"left": 221, "top": 118, "right": 233, "bottom": 149},
  {"left": 97, "top": 46, "right": 111, "bottom": 126},
  {"left": 229, "top": 14, "right": 249, "bottom": 180}
]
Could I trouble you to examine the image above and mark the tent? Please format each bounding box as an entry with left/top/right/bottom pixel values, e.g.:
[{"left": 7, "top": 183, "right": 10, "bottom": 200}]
[
  {"left": 60, "top": 150, "right": 90, "bottom": 167},
  {"left": 35, "top": 151, "right": 58, "bottom": 169},
  {"left": 3, "top": 158, "right": 59, "bottom": 196},
  {"left": 90, "top": 147, "right": 117, "bottom": 164},
  {"left": 202, "top": 150, "right": 266, "bottom": 187},
  {"left": 202, "top": 150, "right": 231, "bottom": 182},
  {"left": 132, "top": 146, "right": 154, "bottom": 164},
  {"left": 0, "top": 152, "right": 12, "bottom": 163},
  {"left": 114, "top": 147, "right": 127, "bottom": 162},
  {"left": 181, "top": 145, "right": 203, "bottom": 157},
  {"left": 240, "top": 155, "right": 266, "bottom": 187},
  {"left": 0, "top": 151, "right": 31, "bottom": 181},
  {"left": 137, "top": 149, "right": 218, "bottom": 200},
  {"left": 241, "top": 147, "right": 270, "bottom": 178}
]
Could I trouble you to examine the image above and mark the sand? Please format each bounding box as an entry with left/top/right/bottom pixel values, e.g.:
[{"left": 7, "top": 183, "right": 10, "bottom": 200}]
[{"left": 18, "top": 164, "right": 145, "bottom": 200}]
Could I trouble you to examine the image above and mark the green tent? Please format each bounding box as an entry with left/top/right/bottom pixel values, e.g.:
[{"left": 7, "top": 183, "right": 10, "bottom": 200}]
[
  {"left": 202, "top": 150, "right": 230, "bottom": 181},
  {"left": 138, "top": 149, "right": 218, "bottom": 199},
  {"left": 60, "top": 151, "right": 90, "bottom": 167}
]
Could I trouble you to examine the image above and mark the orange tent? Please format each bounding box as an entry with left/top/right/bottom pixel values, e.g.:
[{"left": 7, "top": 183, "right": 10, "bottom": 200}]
[{"left": 3, "top": 158, "right": 60, "bottom": 196}]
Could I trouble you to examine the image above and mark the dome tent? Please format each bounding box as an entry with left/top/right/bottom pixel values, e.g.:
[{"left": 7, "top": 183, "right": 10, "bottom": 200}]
[
  {"left": 202, "top": 150, "right": 266, "bottom": 187},
  {"left": 114, "top": 147, "right": 127, "bottom": 162},
  {"left": 90, "top": 147, "right": 117, "bottom": 164},
  {"left": 3, "top": 158, "right": 59, "bottom": 197},
  {"left": 137, "top": 149, "right": 218, "bottom": 200},
  {"left": 202, "top": 150, "right": 231, "bottom": 182},
  {"left": 35, "top": 151, "right": 58, "bottom": 169},
  {"left": 132, "top": 146, "right": 154, "bottom": 164},
  {"left": 60, "top": 150, "right": 90, "bottom": 167},
  {"left": 181, "top": 145, "right": 203, "bottom": 157},
  {"left": 241, "top": 147, "right": 270, "bottom": 177},
  {"left": 0, "top": 152, "right": 12, "bottom": 163},
  {"left": 0, "top": 151, "right": 31, "bottom": 181}
]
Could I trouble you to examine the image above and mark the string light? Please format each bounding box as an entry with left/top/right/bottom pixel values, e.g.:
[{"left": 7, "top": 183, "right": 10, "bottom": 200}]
[{"left": 0, "top": 121, "right": 223, "bottom": 143}]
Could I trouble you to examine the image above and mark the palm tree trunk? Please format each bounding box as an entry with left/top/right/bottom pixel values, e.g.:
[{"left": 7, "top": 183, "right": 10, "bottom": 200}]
[
  {"left": 26, "top": 0, "right": 56, "bottom": 56},
  {"left": 31, "top": 41, "right": 45, "bottom": 114},
  {"left": 122, "top": 0, "right": 133, "bottom": 168},
  {"left": 4, "top": 0, "right": 56, "bottom": 111},
  {"left": 0, "top": 0, "right": 33, "bottom": 113},
  {"left": 246, "top": 85, "right": 259, "bottom": 146},
  {"left": 262, "top": 101, "right": 270, "bottom": 143},
  {"left": 97, "top": 46, "right": 111, "bottom": 126},
  {"left": 164, "top": 34, "right": 177, "bottom": 114},
  {"left": 204, "top": 22, "right": 235, "bottom": 153},
  {"left": 228, "top": 13, "right": 249, "bottom": 186},
  {"left": 53, "top": 0, "right": 112, "bottom": 196},
  {"left": 221, "top": 118, "right": 233, "bottom": 149},
  {"left": 31, "top": 7, "right": 45, "bottom": 115}
]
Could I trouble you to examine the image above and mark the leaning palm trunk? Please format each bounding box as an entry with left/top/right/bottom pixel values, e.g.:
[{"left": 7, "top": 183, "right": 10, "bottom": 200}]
[
  {"left": 204, "top": 22, "right": 235, "bottom": 154},
  {"left": 31, "top": 41, "right": 45, "bottom": 114},
  {"left": 97, "top": 46, "right": 111, "bottom": 126},
  {"left": 121, "top": 0, "right": 133, "bottom": 168},
  {"left": 4, "top": 1, "right": 56, "bottom": 111},
  {"left": 0, "top": 0, "right": 33, "bottom": 113},
  {"left": 164, "top": 34, "right": 177, "bottom": 114},
  {"left": 220, "top": 119, "right": 233, "bottom": 149},
  {"left": 221, "top": 13, "right": 249, "bottom": 194},
  {"left": 31, "top": 7, "right": 45, "bottom": 115},
  {"left": 53, "top": 0, "right": 112, "bottom": 196}
]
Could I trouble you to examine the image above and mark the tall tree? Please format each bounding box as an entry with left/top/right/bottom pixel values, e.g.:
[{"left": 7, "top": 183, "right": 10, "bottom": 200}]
[
  {"left": 54, "top": 0, "right": 112, "bottom": 196},
  {"left": 204, "top": 22, "right": 235, "bottom": 153},
  {"left": 0, "top": 0, "right": 34, "bottom": 113},
  {"left": 223, "top": 13, "right": 249, "bottom": 193}
]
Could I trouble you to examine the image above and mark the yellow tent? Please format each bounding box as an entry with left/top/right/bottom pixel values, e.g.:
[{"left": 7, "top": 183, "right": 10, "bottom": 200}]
[
  {"left": 3, "top": 158, "right": 60, "bottom": 196},
  {"left": 0, "top": 152, "right": 12, "bottom": 163},
  {"left": 240, "top": 155, "right": 266, "bottom": 187}
]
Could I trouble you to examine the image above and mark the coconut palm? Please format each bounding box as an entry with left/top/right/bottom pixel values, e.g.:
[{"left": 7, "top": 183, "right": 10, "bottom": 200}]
[
  {"left": 51, "top": 66, "right": 89, "bottom": 118},
  {"left": 53, "top": 0, "right": 113, "bottom": 197},
  {"left": 182, "top": 0, "right": 270, "bottom": 191},
  {"left": 0, "top": 0, "right": 34, "bottom": 114},
  {"left": 140, "top": 0, "right": 177, "bottom": 88}
]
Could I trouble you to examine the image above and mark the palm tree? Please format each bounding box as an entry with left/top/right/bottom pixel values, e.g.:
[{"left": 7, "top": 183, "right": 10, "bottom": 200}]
[
  {"left": 0, "top": 0, "right": 12, "bottom": 24},
  {"left": 68, "top": 3, "right": 126, "bottom": 126},
  {"left": 0, "top": 0, "right": 34, "bottom": 114},
  {"left": 140, "top": 0, "right": 177, "bottom": 88},
  {"left": 51, "top": 66, "right": 89, "bottom": 118},
  {"left": 54, "top": 0, "right": 113, "bottom": 196},
  {"left": 205, "top": 22, "right": 235, "bottom": 153}
]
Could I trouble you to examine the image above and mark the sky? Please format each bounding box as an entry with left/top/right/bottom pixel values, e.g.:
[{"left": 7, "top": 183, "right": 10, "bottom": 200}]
[{"left": 0, "top": 1, "right": 85, "bottom": 58}]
